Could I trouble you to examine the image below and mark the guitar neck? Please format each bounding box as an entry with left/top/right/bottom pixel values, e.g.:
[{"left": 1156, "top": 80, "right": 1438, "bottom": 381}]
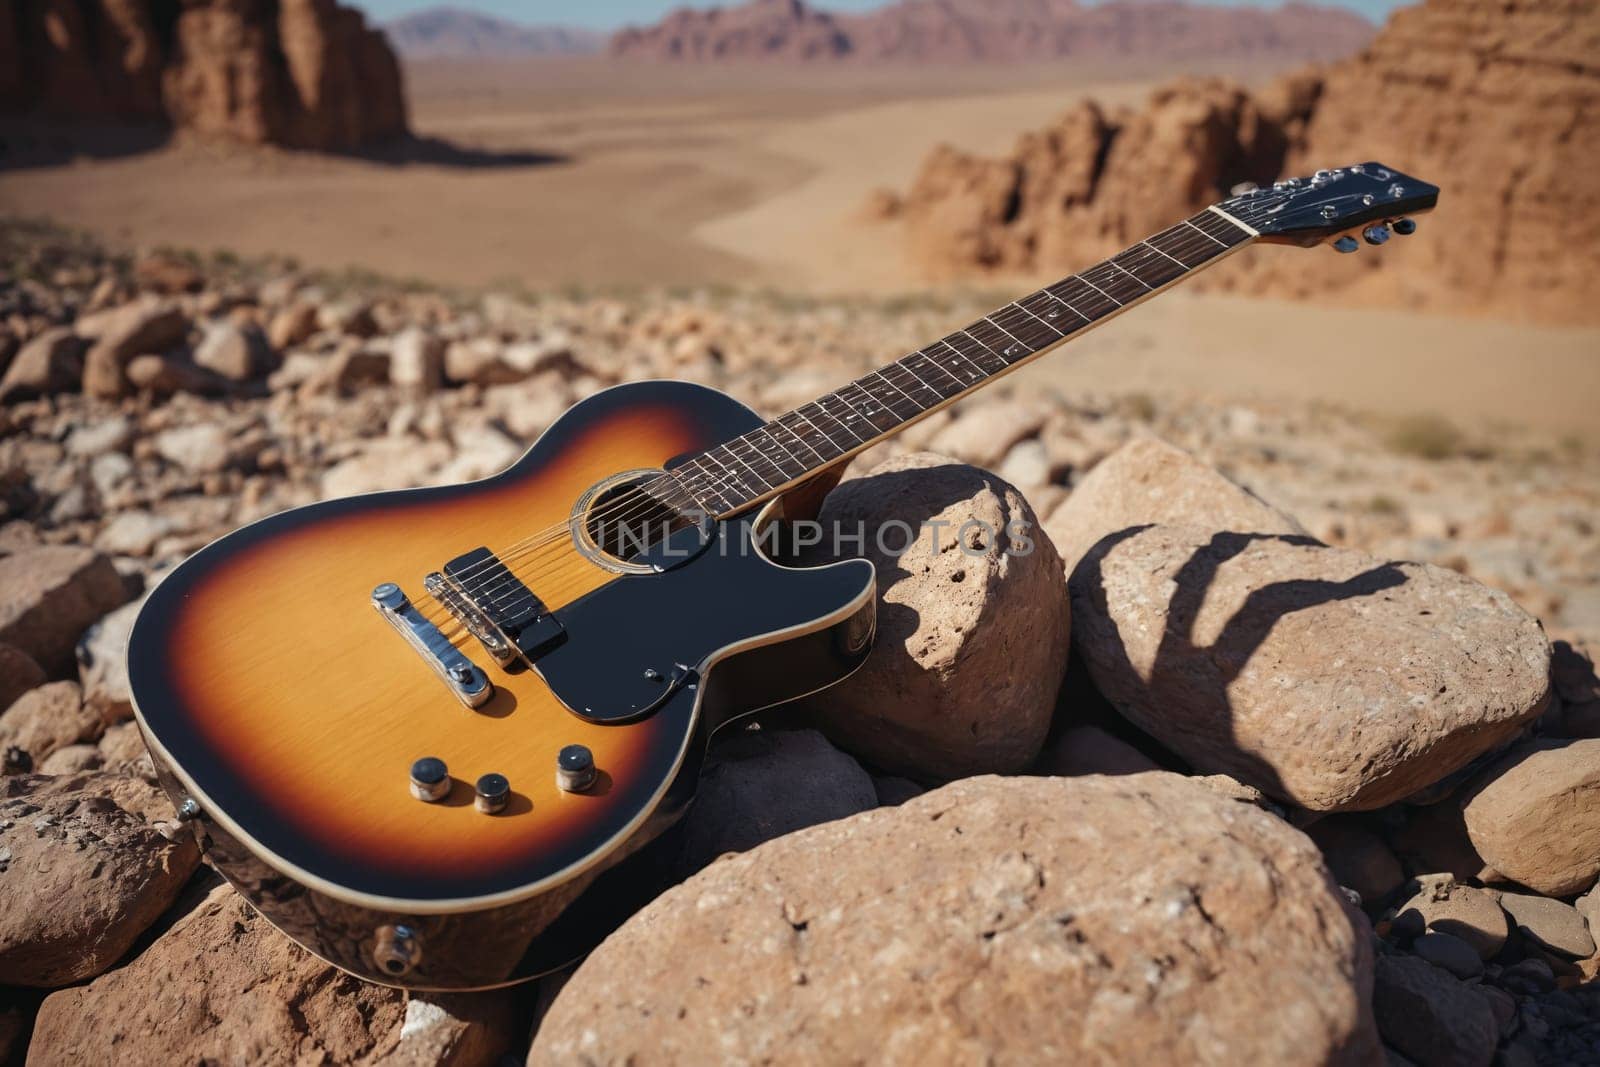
[{"left": 673, "top": 205, "right": 1258, "bottom": 517}]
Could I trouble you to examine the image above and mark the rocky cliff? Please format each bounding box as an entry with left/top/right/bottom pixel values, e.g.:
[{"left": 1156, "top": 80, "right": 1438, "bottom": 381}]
[
  {"left": 0, "top": 0, "right": 408, "bottom": 151},
  {"left": 609, "top": 0, "right": 1374, "bottom": 64},
  {"left": 888, "top": 0, "right": 1600, "bottom": 323}
]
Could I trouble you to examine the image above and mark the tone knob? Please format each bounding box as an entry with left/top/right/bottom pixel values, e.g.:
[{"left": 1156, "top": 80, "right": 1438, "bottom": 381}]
[
  {"left": 474, "top": 773, "right": 510, "bottom": 814},
  {"left": 1333, "top": 236, "right": 1359, "bottom": 253},
  {"left": 1393, "top": 217, "right": 1417, "bottom": 235},
  {"left": 557, "top": 745, "right": 597, "bottom": 793},
  {"left": 1362, "top": 224, "right": 1391, "bottom": 246},
  {"left": 409, "top": 757, "right": 450, "bottom": 803}
]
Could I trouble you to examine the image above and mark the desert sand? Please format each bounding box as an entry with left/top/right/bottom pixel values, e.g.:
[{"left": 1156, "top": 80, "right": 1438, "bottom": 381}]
[{"left": 1, "top": 56, "right": 1595, "bottom": 436}]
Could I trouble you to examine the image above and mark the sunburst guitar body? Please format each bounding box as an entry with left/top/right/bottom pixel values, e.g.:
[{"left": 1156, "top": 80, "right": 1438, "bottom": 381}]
[{"left": 129, "top": 381, "right": 876, "bottom": 989}]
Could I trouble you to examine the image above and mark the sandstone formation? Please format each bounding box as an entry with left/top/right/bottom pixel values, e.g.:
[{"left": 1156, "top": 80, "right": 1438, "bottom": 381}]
[
  {"left": 0, "top": 777, "right": 199, "bottom": 987},
  {"left": 533, "top": 773, "right": 1380, "bottom": 1065},
  {"left": 1070, "top": 525, "right": 1552, "bottom": 810},
  {"left": 805, "top": 452, "right": 1069, "bottom": 779},
  {"left": 890, "top": 0, "right": 1600, "bottom": 324},
  {"left": 0, "top": 0, "right": 408, "bottom": 151},
  {"left": 1043, "top": 436, "right": 1309, "bottom": 575},
  {"left": 610, "top": 0, "right": 1374, "bottom": 64},
  {"left": 1461, "top": 738, "right": 1600, "bottom": 897}
]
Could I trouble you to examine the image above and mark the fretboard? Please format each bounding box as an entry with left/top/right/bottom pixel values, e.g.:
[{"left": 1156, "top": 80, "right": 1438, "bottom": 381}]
[{"left": 671, "top": 206, "right": 1254, "bottom": 517}]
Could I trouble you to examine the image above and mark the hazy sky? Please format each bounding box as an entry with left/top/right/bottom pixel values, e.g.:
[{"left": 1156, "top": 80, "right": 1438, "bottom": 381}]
[{"left": 354, "top": 0, "right": 1408, "bottom": 30}]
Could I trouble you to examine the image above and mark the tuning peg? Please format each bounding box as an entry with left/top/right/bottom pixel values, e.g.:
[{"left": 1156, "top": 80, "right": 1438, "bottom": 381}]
[
  {"left": 1392, "top": 217, "right": 1417, "bottom": 235},
  {"left": 1333, "top": 236, "right": 1359, "bottom": 253},
  {"left": 1362, "top": 224, "right": 1391, "bottom": 246}
]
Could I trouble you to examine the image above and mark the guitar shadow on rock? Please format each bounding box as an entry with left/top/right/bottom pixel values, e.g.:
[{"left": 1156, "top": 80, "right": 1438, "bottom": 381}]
[{"left": 1069, "top": 527, "right": 1409, "bottom": 803}]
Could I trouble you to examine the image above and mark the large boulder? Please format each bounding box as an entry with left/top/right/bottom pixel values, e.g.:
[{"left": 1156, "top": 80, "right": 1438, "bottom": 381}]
[
  {"left": 1070, "top": 525, "right": 1551, "bottom": 811},
  {"left": 0, "top": 776, "right": 200, "bottom": 987},
  {"left": 1461, "top": 738, "right": 1600, "bottom": 897},
  {"left": 1043, "top": 437, "right": 1308, "bottom": 574},
  {"left": 0, "top": 546, "right": 129, "bottom": 676},
  {"left": 801, "top": 453, "right": 1070, "bottom": 779},
  {"left": 532, "top": 773, "right": 1380, "bottom": 1065},
  {"left": 28, "top": 882, "right": 515, "bottom": 1064},
  {"left": 674, "top": 727, "right": 876, "bottom": 880}
]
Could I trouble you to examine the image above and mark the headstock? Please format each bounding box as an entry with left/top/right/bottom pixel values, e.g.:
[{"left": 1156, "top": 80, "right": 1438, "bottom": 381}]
[{"left": 1218, "top": 162, "right": 1439, "bottom": 251}]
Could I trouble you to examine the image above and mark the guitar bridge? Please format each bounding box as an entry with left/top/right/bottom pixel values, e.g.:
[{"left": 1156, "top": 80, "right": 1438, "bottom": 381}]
[
  {"left": 371, "top": 582, "right": 493, "bottom": 709},
  {"left": 441, "top": 547, "right": 565, "bottom": 664}
]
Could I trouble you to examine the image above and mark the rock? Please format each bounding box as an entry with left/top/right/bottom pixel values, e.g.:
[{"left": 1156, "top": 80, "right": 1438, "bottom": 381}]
[
  {"left": 64, "top": 415, "right": 133, "bottom": 457},
  {"left": 318, "top": 298, "right": 379, "bottom": 338},
  {"left": 1497, "top": 892, "right": 1595, "bottom": 961},
  {"left": 1070, "top": 525, "right": 1552, "bottom": 811},
  {"left": 0, "top": 643, "right": 46, "bottom": 712},
  {"left": 534, "top": 773, "right": 1378, "bottom": 1064},
  {"left": 1576, "top": 882, "right": 1599, "bottom": 936},
  {"left": 95, "top": 722, "right": 151, "bottom": 774},
  {"left": 267, "top": 301, "right": 319, "bottom": 350},
  {"left": 444, "top": 335, "right": 572, "bottom": 386},
  {"left": 1393, "top": 881, "right": 1509, "bottom": 960},
  {"left": 0, "top": 681, "right": 103, "bottom": 764},
  {"left": 1550, "top": 639, "right": 1600, "bottom": 706},
  {"left": 97, "top": 510, "right": 175, "bottom": 557},
  {"left": 1411, "top": 932, "right": 1484, "bottom": 980},
  {"left": 0, "top": 546, "right": 129, "bottom": 675},
  {"left": 1371, "top": 955, "right": 1496, "bottom": 1067},
  {"left": 390, "top": 326, "right": 444, "bottom": 391},
  {"left": 1461, "top": 738, "right": 1600, "bottom": 897},
  {"left": 802, "top": 453, "right": 1070, "bottom": 779},
  {"left": 28, "top": 883, "right": 411, "bottom": 1063},
  {"left": 434, "top": 424, "right": 521, "bottom": 482},
  {"left": 381, "top": 992, "right": 518, "bottom": 1067},
  {"left": 925, "top": 402, "right": 1049, "bottom": 468},
  {"left": 152, "top": 423, "right": 232, "bottom": 474},
  {"left": 1307, "top": 817, "right": 1405, "bottom": 906},
  {"left": 0, "top": 778, "right": 200, "bottom": 987},
  {"left": 133, "top": 252, "right": 203, "bottom": 294},
  {"left": 81, "top": 300, "right": 189, "bottom": 398},
  {"left": 38, "top": 743, "right": 103, "bottom": 774},
  {"left": 193, "top": 320, "right": 276, "bottom": 381},
  {"left": 124, "top": 353, "right": 232, "bottom": 396},
  {"left": 675, "top": 728, "right": 876, "bottom": 879},
  {"left": 0, "top": 328, "right": 85, "bottom": 402},
  {"left": 4, "top": 771, "right": 175, "bottom": 828},
  {"left": 1030, "top": 723, "right": 1162, "bottom": 777},
  {"left": 76, "top": 599, "right": 142, "bottom": 722},
  {"left": 320, "top": 439, "right": 451, "bottom": 497},
  {"left": 1044, "top": 437, "right": 1309, "bottom": 574}
]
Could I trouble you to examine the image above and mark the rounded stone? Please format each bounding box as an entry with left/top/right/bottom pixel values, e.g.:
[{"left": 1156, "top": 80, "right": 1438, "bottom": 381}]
[
  {"left": 1461, "top": 738, "right": 1600, "bottom": 897},
  {"left": 532, "top": 773, "right": 1380, "bottom": 1065},
  {"left": 1070, "top": 525, "right": 1552, "bottom": 811},
  {"left": 1392, "top": 881, "right": 1508, "bottom": 961},
  {"left": 1410, "top": 932, "right": 1484, "bottom": 979},
  {"left": 802, "top": 452, "right": 1070, "bottom": 779}
]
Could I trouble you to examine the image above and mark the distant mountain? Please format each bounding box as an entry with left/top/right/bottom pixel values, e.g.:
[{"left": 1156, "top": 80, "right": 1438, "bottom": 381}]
[
  {"left": 384, "top": 7, "right": 604, "bottom": 59},
  {"left": 609, "top": 0, "right": 1376, "bottom": 63}
]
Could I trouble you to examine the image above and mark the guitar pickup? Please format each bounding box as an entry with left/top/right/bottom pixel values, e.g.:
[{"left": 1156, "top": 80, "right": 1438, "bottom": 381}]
[
  {"left": 371, "top": 582, "right": 493, "bottom": 709},
  {"left": 442, "top": 547, "right": 565, "bottom": 663}
]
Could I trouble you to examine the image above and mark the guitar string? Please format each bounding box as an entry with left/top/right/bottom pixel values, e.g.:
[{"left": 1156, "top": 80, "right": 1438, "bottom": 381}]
[
  {"left": 415, "top": 194, "right": 1309, "bottom": 635},
  {"left": 413, "top": 216, "right": 1261, "bottom": 629},
  {"left": 411, "top": 212, "right": 1275, "bottom": 629}
]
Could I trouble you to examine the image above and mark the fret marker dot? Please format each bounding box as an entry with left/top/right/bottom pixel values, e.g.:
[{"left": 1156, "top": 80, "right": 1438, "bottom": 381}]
[
  {"left": 1004, "top": 344, "right": 1023, "bottom": 357},
  {"left": 1046, "top": 308, "right": 1061, "bottom": 319}
]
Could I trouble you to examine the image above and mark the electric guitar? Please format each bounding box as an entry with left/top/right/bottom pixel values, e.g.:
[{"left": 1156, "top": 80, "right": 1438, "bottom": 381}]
[{"left": 128, "top": 163, "right": 1438, "bottom": 989}]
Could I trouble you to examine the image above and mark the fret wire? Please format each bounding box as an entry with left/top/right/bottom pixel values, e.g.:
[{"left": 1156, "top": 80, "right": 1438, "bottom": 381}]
[
  {"left": 1183, "top": 218, "right": 1231, "bottom": 249},
  {"left": 772, "top": 412, "right": 830, "bottom": 465},
  {"left": 1038, "top": 287, "right": 1092, "bottom": 324},
  {"left": 726, "top": 434, "right": 788, "bottom": 483},
  {"left": 749, "top": 426, "right": 809, "bottom": 477},
  {"left": 795, "top": 403, "right": 858, "bottom": 451},
  {"left": 806, "top": 398, "right": 871, "bottom": 447},
  {"left": 990, "top": 303, "right": 1059, "bottom": 350},
  {"left": 1076, "top": 273, "right": 1124, "bottom": 308},
  {"left": 835, "top": 382, "right": 901, "bottom": 434},
  {"left": 1011, "top": 300, "right": 1066, "bottom": 338},
  {"left": 961, "top": 326, "right": 1010, "bottom": 360},
  {"left": 1107, "top": 259, "right": 1153, "bottom": 290},
  {"left": 700, "top": 449, "right": 754, "bottom": 497},
  {"left": 1113, "top": 244, "right": 1186, "bottom": 288},
  {"left": 1151, "top": 224, "right": 1222, "bottom": 267},
  {"left": 944, "top": 331, "right": 1007, "bottom": 374},
  {"left": 904, "top": 349, "right": 966, "bottom": 393},
  {"left": 1083, "top": 262, "right": 1145, "bottom": 303},
  {"left": 891, "top": 357, "right": 946, "bottom": 398},
  {"left": 937, "top": 338, "right": 991, "bottom": 382},
  {"left": 819, "top": 391, "right": 877, "bottom": 442},
  {"left": 982, "top": 314, "right": 1032, "bottom": 357},
  {"left": 864, "top": 369, "right": 924, "bottom": 417},
  {"left": 1142, "top": 238, "right": 1188, "bottom": 270},
  {"left": 879, "top": 362, "right": 944, "bottom": 407},
  {"left": 718, "top": 442, "right": 776, "bottom": 490},
  {"left": 858, "top": 372, "right": 921, "bottom": 421}
]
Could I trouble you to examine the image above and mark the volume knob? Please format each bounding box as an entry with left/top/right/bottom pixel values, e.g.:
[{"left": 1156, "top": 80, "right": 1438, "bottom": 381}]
[{"left": 557, "top": 745, "right": 597, "bottom": 793}]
